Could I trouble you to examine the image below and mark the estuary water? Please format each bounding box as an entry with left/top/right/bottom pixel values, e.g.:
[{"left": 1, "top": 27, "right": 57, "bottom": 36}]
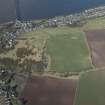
[
  {"left": 1, "top": 0, "right": 105, "bottom": 23},
  {"left": 0, "top": 0, "right": 16, "bottom": 23},
  {"left": 18, "top": 0, "right": 105, "bottom": 20}
]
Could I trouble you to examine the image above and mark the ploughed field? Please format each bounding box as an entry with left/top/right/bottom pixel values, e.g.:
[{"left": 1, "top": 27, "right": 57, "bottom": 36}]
[
  {"left": 21, "top": 76, "right": 78, "bottom": 105},
  {"left": 75, "top": 70, "right": 105, "bottom": 105},
  {"left": 85, "top": 29, "right": 105, "bottom": 67}
]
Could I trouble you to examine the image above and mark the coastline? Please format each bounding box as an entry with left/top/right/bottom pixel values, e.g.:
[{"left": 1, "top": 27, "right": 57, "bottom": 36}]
[
  {"left": 1, "top": 5, "right": 105, "bottom": 29},
  {"left": 39, "top": 5, "right": 105, "bottom": 28}
]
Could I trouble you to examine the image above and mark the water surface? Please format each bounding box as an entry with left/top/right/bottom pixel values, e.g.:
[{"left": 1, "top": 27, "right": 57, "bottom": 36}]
[{"left": 18, "top": 0, "right": 105, "bottom": 20}]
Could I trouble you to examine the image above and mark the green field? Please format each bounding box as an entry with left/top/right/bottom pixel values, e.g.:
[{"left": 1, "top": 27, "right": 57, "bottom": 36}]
[
  {"left": 0, "top": 26, "right": 93, "bottom": 72},
  {"left": 83, "top": 16, "right": 105, "bottom": 30},
  {"left": 46, "top": 28, "right": 93, "bottom": 72},
  {"left": 75, "top": 70, "right": 105, "bottom": 105}
]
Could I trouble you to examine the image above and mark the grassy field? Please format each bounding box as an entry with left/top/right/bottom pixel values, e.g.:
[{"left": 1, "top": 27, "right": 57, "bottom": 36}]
[
  {"left": 75, "top": 70, "right": 105, "bottom": 105},
  {"left": 0, "top": 27, "right": 80, "bottom": 60},
  {"left": 0, "top": 26, "right": 93, "bottom": 72},
  {"left": 83, "top": 16, "right": 105, "bottom": 30},
  {"left": 0, "top": 29, "right": 50, "bottom": 71},
  {"left": 46, "top": 27, "right": 93, "bottom": 72}
]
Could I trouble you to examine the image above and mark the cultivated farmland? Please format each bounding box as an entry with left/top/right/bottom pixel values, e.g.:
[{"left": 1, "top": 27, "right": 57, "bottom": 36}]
[
  {"left": 85, "top": 29, "right": 105, "bottom": 67},
  {"left": 21, "top": 76, "right": 78, "bottom": 105},
  {"left": 75, "top": 70, "right": 105, "bottom": 105}
]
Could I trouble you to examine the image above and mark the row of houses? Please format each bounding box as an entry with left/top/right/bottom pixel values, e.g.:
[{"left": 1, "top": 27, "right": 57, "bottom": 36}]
[{"left": 45, "top": 5, "right": 105, "bottom": 27}]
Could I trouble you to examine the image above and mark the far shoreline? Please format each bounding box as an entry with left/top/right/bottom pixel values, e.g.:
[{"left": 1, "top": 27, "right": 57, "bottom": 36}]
[{"left": 1, "top": 4, "right": 105, "bottom": 26}]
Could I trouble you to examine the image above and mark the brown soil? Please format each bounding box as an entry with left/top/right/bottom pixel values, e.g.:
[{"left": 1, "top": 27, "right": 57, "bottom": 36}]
[
  {"left": 21, "top": 76, "right": 77, "bottom": 105},
  {"left": 85, "top": 29, "right": 105, "bottom": 67}
]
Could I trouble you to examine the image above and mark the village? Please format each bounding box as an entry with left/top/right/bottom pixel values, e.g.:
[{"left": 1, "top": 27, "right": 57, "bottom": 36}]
[{"left": 0, "top": 69, "right": 19, "bottom": 105}]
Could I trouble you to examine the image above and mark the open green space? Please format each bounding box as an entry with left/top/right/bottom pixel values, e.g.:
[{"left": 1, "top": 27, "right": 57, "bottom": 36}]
[
  {"left": 2, "top": 15, "right": 105, "bottom": 72},
  {"left": 46, "top": 28, "right": 93, "bottom": 72},
  {"left": 83, "top": 16, "right": 105, "bottom": 30},
  {"left": 0, "top": 26, "right": 93, "bottom": 72},
  {"left": 0, "top": 29, "right": 50, "bottom": 71},
  {"left": 75, "top": 70, "right": 105, "bottom": 105}
]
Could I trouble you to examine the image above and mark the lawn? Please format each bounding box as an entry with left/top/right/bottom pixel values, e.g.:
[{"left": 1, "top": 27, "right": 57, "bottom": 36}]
[
  {"left": 75, "top": 70, "right": 105, "bottom": 105},
  {"left": 46, "top": 27, "right": 93, "bottom": 72}
]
